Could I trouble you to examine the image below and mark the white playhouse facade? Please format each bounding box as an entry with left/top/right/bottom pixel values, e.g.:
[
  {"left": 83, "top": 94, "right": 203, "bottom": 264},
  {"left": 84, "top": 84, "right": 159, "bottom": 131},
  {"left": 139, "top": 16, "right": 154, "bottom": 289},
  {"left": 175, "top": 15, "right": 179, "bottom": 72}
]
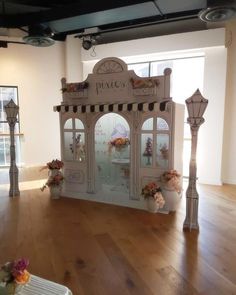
[{"left": 54, "top": 57, "right": 184, "bottom": 210}]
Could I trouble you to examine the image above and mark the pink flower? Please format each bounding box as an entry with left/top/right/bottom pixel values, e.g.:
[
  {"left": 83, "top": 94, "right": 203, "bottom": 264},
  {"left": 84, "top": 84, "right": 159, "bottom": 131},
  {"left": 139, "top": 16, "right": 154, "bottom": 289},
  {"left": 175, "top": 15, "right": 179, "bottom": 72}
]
[{"left": 11, "top": 258, "right": 29, "bottom": 277}]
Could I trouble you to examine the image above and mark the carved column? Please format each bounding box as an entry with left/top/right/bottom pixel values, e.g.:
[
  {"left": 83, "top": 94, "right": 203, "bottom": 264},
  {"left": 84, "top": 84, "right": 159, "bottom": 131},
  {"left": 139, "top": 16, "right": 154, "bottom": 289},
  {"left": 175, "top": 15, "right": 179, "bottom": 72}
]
[{"left": 183, "top": 125, "right": 199, "bottom": 230}]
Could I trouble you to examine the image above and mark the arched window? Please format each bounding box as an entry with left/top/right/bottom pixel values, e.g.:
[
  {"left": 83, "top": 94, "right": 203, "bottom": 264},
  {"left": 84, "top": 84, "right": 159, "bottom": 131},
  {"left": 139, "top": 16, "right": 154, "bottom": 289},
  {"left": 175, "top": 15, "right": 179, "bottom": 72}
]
[
  {"left": 141, "top": 116, "right": 170, "bottom": 168},
  {"left": 63, "top": 118, "right": 85, "bottom": 162}
]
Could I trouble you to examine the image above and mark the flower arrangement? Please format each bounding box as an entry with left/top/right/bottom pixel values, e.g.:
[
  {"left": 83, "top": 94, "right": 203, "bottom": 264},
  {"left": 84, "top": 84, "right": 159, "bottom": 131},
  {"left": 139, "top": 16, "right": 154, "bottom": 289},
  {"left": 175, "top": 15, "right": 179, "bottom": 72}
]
[
  {"left": 141, "top": 182, "right": 165, "bottom": 209},
  {"left": 0, "top": 258, "right": 30, "bottom": 293},
  {"left": 108, "top": 137, "right": 130, "bottom": 153},
  {"left": 40, "top": 159, "right": 64, "bottom": 192},
  {"left": 45, "top": 159, "right": 64, "bottom": 170},
  {"left": 160, "top": 169, "right": 181, "bottom": 193}
]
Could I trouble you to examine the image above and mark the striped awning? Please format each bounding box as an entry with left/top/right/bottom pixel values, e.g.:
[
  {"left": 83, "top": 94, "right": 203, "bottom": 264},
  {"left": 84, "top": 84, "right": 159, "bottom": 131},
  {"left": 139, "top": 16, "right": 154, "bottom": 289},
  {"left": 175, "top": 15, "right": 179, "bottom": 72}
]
[{"left": 54, "top": 101, "right": 169, "bottom": 113}]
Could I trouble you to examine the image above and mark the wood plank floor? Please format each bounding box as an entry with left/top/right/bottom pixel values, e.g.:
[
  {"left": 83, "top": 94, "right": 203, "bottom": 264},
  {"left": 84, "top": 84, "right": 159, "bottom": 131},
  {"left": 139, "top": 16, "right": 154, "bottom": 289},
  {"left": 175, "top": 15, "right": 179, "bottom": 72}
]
[{"left": 0, "top": 168, "right": 236, "bottom": 294}]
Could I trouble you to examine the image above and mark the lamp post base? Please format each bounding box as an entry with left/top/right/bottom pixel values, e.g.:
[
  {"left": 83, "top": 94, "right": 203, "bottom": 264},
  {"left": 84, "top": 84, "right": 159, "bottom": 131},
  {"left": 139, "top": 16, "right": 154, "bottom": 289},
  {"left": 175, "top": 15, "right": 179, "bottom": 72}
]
[
  {"left": 9, "top": 190, "right": 20, "bottom": 197},
  {"left": 183, "top": 195, "right": 199, "bottom": 231},
  {"left": 183, "top": 220, "right": 199, "bottom": 231}
]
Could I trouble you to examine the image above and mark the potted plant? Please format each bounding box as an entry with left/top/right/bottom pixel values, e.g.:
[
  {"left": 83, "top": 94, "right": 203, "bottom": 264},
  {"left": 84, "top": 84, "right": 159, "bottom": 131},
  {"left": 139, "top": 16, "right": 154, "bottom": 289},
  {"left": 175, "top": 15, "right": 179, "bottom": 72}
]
[
  {"left": 0, "top": 258, "right": 30, "bottom": 295},
  {"left": 40, "top": 159, "right": 64, "bottom": 199},
  {"left": 141, "top": 182, "right": 165, "bottom": 213},
  {"left": 160, "top": 169, "right": 182, "bottom": 211}
]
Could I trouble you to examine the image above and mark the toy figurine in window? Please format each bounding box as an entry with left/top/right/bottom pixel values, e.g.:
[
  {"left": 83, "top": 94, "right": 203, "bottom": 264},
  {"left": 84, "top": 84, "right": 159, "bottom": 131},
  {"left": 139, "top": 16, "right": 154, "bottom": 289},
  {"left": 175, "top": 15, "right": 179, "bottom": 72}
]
[
  {"left": 143, "top": 137, "right": 153, "bottom": 165},
  {"left": 70, "top": 134, "right": 85, "bottom": 162},
  {"left": 160, "top": 143, "right": 168, "bottom": 160}
]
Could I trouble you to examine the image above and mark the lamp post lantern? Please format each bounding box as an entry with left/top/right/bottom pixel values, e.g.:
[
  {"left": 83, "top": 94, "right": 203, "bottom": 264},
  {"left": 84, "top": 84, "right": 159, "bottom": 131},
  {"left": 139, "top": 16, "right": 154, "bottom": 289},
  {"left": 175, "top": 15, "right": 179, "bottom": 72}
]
[
  {"left": 4, "top": 99, "right": 20, "bottom": 197},
  {"left": 183, "top": 89, "right": 208, "bottom": 231}
]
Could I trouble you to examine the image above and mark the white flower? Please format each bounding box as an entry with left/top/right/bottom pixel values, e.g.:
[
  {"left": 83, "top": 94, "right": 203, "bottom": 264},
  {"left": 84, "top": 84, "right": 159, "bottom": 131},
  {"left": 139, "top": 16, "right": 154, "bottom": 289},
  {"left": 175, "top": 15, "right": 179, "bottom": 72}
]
[{"left": 154, "top": 192, "right": 165, "bottom": 209}]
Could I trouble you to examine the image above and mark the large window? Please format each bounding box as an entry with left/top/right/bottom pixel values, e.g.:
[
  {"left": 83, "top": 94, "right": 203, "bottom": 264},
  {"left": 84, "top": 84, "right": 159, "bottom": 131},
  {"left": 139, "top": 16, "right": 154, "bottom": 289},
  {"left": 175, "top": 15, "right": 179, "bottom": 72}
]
[
  {"left": 128, "top": 56, "right": 204, "bottom": 177},
  {"left": 63, "top": 118, "right": 85, "bottom": 162},
  {"left": 141, "top": 117, "right": 170, "bottom": 169},
  {"left": 0, "top": 86, "right": 21, "bottom": 166}
]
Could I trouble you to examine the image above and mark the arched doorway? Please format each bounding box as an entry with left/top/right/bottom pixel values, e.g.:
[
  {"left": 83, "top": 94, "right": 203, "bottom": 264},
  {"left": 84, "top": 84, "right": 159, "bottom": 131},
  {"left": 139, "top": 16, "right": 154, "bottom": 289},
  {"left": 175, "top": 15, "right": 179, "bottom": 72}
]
[{"left": 95, "top": 113, "right": 130, "bottom": 195}]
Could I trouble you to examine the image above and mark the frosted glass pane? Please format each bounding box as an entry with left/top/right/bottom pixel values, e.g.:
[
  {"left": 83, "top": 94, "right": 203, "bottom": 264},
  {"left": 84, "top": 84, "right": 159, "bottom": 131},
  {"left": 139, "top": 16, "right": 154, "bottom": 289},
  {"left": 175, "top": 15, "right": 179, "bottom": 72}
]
[
  {"left": 74, "top": 132, "right": 85, "bottom": 162},
  {"left": 75, "top": 118, "right": 84, "bottom": 130},
  {"left": 141, "top": 134, "right": 153, "bottom": 167},
  {"left": 64, "top": 132, "right": 73, "bottom": 160},
  {"left": 64, "top": 119, "right": 72, "bottom": 129},
  {"left": 156, "top": 134, "right": 169, "bottom": 169},
  {"left": 157, "top": 118, "right": 169, "bottom": 130},
  {"left": 95, "top": 113, "right": 130, "bottom": 192},
  {"left": 142, "top": 118, "right": 153, "bottom": 130}
]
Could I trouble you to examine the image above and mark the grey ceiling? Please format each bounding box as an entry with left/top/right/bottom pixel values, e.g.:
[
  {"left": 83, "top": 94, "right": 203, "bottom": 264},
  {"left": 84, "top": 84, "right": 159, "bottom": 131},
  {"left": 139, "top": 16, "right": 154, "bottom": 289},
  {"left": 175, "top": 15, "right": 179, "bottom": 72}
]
[{"left": 0, "top": 0, "right": 225, "bottom": 44}]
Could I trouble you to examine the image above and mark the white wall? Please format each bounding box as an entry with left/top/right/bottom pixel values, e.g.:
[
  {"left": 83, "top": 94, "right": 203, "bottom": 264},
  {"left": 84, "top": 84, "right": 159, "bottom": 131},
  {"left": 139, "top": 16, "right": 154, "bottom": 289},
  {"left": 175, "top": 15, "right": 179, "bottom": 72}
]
[
  {"left": 222, "top": 20, "right": 236, "bottom": 184},
  {"left": 200, "top": 47, "right": 227, "bottom": 184},
  {"left": 65, "top": 35, "right": 83, "bottom": 82},
  {"left": 0, "top": 40, "right": 65, "bottom": 166},
  {"left": 81, "top": 28, "right": 227, "bottom": 185}
]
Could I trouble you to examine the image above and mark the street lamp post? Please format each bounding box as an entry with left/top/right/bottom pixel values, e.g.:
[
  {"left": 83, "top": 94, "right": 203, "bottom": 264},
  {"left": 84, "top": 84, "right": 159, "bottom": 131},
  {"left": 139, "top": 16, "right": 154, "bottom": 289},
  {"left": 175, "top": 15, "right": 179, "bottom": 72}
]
[
  {"left": 4, "top": 99, "right": 20, "bottom": 197},
  {"left": 183, "top": 89, "right": 208, "bottom": 231}
]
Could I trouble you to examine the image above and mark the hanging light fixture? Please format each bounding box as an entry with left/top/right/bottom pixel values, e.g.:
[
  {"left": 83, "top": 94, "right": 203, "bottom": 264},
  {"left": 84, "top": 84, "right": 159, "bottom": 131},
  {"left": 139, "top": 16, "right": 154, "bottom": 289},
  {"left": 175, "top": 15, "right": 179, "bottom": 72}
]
[{"left": 23, "top": 24, "right": 55, "bottom": 47}]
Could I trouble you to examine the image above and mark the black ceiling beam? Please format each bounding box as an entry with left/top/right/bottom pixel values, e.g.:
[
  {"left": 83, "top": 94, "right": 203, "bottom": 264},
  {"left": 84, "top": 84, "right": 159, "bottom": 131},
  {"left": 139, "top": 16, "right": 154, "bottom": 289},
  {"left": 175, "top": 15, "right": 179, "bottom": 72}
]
[
  {"left": 99, "top": 9, "right": 201, "bottom": 31},
  {"left": 0, "top": 0, "right": 153, "bottom": 27},
  {"left": 73, "top": 9, "right": 201, "bottom": 37}
]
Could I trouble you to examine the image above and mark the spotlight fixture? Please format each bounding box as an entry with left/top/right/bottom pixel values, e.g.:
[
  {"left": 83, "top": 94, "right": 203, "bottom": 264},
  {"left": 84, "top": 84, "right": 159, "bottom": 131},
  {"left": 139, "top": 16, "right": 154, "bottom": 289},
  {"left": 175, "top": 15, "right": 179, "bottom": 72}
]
[
  {"left": 82, "top": 36, "right": 97, "bottom": 50},
  {"left": 199, "top": 0, "right": 236, "bottom": 22}
]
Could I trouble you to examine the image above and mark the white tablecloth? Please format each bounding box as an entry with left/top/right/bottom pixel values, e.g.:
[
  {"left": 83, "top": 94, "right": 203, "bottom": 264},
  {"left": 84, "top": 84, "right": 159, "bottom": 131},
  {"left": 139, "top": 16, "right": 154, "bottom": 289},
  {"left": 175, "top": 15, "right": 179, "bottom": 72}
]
[{"left": 20, "top": 275, "right": 73, "bottom": 295}]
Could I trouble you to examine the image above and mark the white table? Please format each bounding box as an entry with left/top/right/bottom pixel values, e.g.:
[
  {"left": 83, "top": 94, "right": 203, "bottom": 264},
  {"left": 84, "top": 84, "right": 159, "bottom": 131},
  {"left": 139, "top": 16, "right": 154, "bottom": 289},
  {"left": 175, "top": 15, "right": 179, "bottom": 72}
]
[{"left": 19, "top": 275, "right": 73, "bottom": 295}]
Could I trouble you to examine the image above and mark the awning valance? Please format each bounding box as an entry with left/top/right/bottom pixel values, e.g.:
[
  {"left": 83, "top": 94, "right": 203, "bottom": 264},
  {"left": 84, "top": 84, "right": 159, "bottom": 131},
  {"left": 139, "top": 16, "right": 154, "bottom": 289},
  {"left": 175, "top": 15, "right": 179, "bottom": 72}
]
[{"left": 54, "top": 101, "right": 169, "bottom": 113}]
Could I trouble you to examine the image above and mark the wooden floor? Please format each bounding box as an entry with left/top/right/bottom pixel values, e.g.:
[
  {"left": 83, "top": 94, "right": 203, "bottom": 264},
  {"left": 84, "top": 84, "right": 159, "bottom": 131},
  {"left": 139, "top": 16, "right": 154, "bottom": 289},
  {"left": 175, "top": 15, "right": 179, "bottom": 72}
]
[{"left": 1, "top": 168, "right": 236, "bottom": 295}]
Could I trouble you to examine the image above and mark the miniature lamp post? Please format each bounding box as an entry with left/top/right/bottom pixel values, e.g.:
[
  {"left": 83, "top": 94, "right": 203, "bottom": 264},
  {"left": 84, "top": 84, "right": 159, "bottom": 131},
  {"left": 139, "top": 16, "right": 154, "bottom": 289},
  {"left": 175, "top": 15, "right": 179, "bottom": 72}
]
[
  {"left": 183, "top": 89, "right": 208, "bottom": 230},
  {"left": 4, "top": 99, "right": 20, "bottom": 197}
]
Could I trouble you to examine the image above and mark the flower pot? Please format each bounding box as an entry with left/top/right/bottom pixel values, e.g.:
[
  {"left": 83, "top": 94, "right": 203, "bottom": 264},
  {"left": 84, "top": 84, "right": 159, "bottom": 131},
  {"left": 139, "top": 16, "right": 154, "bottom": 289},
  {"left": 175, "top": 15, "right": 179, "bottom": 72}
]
[
  {"left": 0, "top": 283, "right": 25, "bottom": 295},
  {"left": 146, "top": 197, "right": 159, "bottom": 213},
  {"left": 49, "top": 186, "right": 61, "bottom": 199},
  {"left": 162, "top": 187, "right": 180, "bottom": 211}
]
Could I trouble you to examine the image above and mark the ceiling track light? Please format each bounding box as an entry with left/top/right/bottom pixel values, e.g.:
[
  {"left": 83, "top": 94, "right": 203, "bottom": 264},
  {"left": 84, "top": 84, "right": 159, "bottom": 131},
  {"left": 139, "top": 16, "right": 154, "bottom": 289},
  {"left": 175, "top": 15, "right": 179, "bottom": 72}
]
[{"left": 81, "top": 35, "right": 98, "bottom": 50}]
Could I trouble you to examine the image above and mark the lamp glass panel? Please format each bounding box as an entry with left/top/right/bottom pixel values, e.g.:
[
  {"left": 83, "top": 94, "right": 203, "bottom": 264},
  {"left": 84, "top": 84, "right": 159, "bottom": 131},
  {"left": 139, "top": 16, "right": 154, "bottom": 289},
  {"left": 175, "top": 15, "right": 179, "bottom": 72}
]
[
  {"left": 198, "top": 101, "right": 208, "bottom": 117},
  {"left": 186, "top": 102, "right": 194, "bottom": 117},
  {"left": 193, "top": 101, "right": 201, "bottom": 118}
]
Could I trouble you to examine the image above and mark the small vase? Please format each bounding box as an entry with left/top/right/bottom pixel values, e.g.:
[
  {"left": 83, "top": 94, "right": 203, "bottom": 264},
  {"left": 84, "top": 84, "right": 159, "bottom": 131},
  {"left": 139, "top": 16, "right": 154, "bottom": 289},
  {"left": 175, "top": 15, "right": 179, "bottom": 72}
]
[
  {"left": 49, "top": 186, "right": 61, "bottom": 199},
  {"left": 162, "top": 187, "right": 180, "bottom": 211},
  {"left": 48, "top": 168, "right": 60, "bottom": 177},
  {"left": 146, "top": 197, "right": 159, "bottom": 213}
]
